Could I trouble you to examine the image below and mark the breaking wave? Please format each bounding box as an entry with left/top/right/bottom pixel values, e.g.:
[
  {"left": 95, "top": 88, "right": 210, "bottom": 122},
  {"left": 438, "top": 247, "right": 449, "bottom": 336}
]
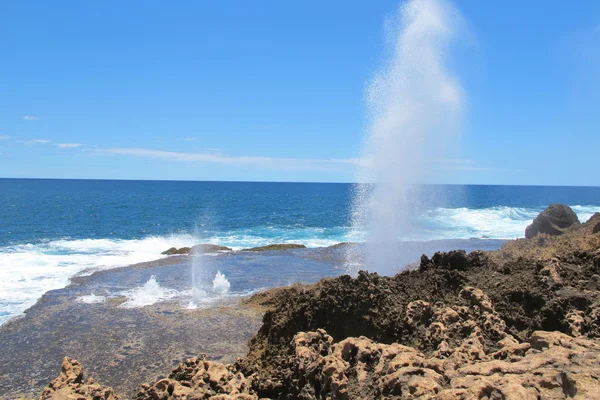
[{"left": 1, "top": 204, "right": 599, "bottom": 324}]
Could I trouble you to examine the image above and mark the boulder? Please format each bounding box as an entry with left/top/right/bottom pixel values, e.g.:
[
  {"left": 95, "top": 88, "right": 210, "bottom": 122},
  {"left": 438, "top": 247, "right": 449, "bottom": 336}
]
[
  {"left": 525, "top": 204, "right": 580, "bottom": 239},
  {"left": 245, "top": 243, "right": 306, "bottom": 252},
  {"left": 161, "top": 247, "right": 179, "bottom": 255}
]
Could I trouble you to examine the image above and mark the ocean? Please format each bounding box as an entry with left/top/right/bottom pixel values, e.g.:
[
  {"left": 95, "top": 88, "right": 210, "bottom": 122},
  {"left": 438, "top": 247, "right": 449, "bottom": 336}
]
[{"left": 1, "top": 178, "right": 600, "bottom": 325}]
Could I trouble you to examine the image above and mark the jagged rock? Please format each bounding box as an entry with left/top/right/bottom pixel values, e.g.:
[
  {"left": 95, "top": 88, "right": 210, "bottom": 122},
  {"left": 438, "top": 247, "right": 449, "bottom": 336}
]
[
  {"left": 251, "top": 325, "right": 600, "bottom": 400},
  {"left": 245, "top": 244, "right": 306, "bottom": 252},
  {"left": 419, "top": 250, "right": 487, "bottom": 271},
  {"left": 135, "top": 354, "right": 256, "bottom": 400},
  {"left": 39, "top": 357, "right": 119, "bottom": 400},
  {"left": 525, "top": 204, "right": 580, "bottom": 239}
]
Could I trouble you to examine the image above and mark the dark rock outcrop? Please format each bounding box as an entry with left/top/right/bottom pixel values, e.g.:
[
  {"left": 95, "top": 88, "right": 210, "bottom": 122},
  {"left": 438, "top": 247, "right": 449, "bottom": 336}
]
[
  {"left": 190, "top": 244, "right": 232, "bottom": 253},
  {"left": 245, "top": 244, "right": 306, "bottom": 252},
  {"left": 161, "top": 244, "right": 231, "bottom": 255},
  {"left": 525, "top": 204, "right": 580, "bottom": 239},
  {"left": 161, "top": 246, "right": 190, "bottom": 255}
]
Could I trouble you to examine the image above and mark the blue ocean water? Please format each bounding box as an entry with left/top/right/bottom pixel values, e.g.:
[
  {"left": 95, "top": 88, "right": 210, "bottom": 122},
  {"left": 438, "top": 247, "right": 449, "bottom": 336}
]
[{"left": 1, "top": 178, "right": 600, "bottom": 324}]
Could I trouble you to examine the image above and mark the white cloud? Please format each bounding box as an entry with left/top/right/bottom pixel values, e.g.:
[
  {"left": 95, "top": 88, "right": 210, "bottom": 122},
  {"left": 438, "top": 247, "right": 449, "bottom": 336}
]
[
  {"left": 18, "top": 139, "right": 51, "bottom": 145},
  {"left": 23, "top": 116, "right": 40, "bottom": 121},
  {"left": 56, "top": 143, "right": 82, "bottom": 148},
  {"left": 0, "top": 136, "right": 9, "bottom": 139},
  {"left": 86, "top": 146, "right": 507, "bottom": 174},
  {"left": 93, "top": 147, "right": 359, "bottom": 171}
]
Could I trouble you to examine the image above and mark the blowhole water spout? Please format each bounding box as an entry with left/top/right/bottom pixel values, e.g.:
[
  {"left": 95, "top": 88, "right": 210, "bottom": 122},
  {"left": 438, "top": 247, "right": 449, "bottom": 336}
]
[{"left": 346, "top": 0, "right": 465, "bottom": 275}]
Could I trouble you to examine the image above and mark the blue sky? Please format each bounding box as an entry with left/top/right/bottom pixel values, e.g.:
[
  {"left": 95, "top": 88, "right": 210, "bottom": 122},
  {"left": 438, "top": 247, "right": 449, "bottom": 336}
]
[{"left": 1, "top": 0, "right": 599, "bottom": 185}]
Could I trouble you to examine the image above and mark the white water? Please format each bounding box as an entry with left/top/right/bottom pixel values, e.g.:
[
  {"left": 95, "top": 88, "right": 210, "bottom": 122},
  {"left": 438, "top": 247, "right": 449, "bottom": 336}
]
[
  {"left": 0, "top": 234, "right": 196, "bottom": 324},
  {"left": 77, "top": 293, "right": 106, "bottom": 304},
  {"left": 186, "top": 271, "right": 231, "bottom": 308},
  {"left": 212, "top": 271, "right": 231, "bottom": 295},
  {"left": 347, "top": 0, "right": 466, "bottom": 275},
  {"left": 120, "top": 275, "right": 179, "bottom": 308},
  {"left": 1, "top": 203, "right": 599, "bottom": 323}
]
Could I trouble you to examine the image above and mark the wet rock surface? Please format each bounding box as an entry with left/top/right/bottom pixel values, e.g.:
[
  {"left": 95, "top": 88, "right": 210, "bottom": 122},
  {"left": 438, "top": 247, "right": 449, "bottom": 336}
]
[
  {"left": 162, "top": 244, "right": 232, "bottom": 255},
  {"left": 245, "top": 244, "right": 307, "bottom": 252},
  {"left": 0, "top": 256, "right": 263, "bottom": 400}
]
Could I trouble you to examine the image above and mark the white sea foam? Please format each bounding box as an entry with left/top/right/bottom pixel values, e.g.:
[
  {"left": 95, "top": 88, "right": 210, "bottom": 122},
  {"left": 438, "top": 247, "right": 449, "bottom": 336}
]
[
  {"left": 119, "top": 275, "right": 178, "bottom": 308},
  {"left": 201, "top": 228, "right": 347, "bottom": 250},
  {"left": 0, "top": 234, "right": 196, "bottom": 324},
  {"left": 212, "top": 271, "right": 231, "bottom": 295},
  {"left": 420, "top": 205, "right": 600, "bottom": 240},
  {"left": 77, "top": 293, "right": 106, "bottom": 304},
  {"left": 422, "top": 206, "right": 539, "bottom": 240},
  {"left": 571, "top": 205, "right": 600, "bottom": 223}
]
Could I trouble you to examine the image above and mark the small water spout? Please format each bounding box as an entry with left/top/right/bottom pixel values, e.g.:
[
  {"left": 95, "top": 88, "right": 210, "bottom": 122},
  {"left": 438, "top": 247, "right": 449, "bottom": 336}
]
[{"left": 212, "top": 271, "right": 230, "bottom": 295}]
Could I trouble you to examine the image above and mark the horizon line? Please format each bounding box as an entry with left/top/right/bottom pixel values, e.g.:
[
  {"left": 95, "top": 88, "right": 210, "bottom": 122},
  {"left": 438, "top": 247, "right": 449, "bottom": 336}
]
[{"left": 0, "top": 176, "right": 599, "bottom": 188}]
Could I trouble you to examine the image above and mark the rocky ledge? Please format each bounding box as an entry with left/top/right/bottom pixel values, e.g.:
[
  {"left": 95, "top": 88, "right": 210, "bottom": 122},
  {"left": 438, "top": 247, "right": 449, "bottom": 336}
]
[
  {"left": 34, "top": 205, "right": 600, "bottom": 399},
  {"left": 244, "top": 244, "right": 307, "bottom": 252},
  {"left": 162, "top": 244, "right": 233, "bottom": 255},
  {"left": 161, "top": 243, "right": 308, "bottom": 255}
]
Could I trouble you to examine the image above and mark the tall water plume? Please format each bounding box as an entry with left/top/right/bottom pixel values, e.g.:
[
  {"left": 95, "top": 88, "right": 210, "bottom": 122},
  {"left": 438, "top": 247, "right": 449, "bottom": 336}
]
[{"left": 347, "top": 0, "right": 465, "bottom": 275}]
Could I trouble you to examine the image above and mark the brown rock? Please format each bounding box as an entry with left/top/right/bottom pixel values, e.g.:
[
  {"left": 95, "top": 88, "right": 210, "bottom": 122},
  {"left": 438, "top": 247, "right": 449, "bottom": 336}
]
[
  {"left": 39, "top": 357, "right": 119, "bottom": 400},
  {"left": 525, "top": 204, "right": 580, "bottom": 239},
  {"left": 135, "top": 355, "right": 256, "bottom": 400}
]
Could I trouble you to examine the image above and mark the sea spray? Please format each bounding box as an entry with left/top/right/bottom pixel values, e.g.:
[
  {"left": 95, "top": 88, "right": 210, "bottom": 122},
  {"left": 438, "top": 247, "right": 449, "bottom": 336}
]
[
  {"left": 212, "top": 271, "right": 231, "bottom": 295},
  {"left": 190, "top": 249, "right": 207, "bottom": 302},
  {"left": 120, "top": 275, "right": 178, "bottom": 308},
  {"left": 347, "top": 0, "right": 465, "bottom": 275}
]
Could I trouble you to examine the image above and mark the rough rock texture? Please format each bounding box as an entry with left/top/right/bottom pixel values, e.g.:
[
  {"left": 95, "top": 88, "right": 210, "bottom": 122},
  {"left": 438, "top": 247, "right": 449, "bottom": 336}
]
[
  {"left": 589, "top": 213, "right": 600, "bottom": 234},
  {"left": 161, "top": 244, "right": 232, "bottom": 255},
  {"left": 525, "top": 204, "right": 580, "bottom": 239},
  {"left": 273, "top": 327, "right": 600, "bottom": 400},
  {"left": 39, "top": 357, "right": 119, "bottom": 400},
  {"left": 245, "top": 244, "right": 307, "bottom": 252},
  {"left": 136, "top": 355, "right": 257, "bottom": 400},
  {"left": 38, "top": 204, "right": 600, "bottom": 399}
]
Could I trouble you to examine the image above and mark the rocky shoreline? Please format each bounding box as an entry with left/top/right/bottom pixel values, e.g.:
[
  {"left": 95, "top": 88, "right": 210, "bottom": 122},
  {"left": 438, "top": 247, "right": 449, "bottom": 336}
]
[{"left": 16, "top": 205, "right": 600, "bottom": 398}]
